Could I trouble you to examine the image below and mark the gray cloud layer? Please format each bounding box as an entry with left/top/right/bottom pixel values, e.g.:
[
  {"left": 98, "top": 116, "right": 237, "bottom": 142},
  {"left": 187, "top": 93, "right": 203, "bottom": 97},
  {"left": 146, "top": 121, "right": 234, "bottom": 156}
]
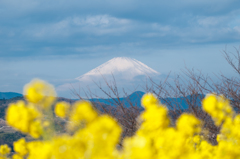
[{"left": 1, "top": 0, "right": 240, "bottom": 58}]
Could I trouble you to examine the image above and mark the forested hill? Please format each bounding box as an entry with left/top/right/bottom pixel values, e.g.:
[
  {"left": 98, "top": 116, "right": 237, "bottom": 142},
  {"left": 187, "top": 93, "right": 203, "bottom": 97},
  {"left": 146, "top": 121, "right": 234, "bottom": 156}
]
[{"left": 0, "top": 92, "right": 23, "bottom": 99}]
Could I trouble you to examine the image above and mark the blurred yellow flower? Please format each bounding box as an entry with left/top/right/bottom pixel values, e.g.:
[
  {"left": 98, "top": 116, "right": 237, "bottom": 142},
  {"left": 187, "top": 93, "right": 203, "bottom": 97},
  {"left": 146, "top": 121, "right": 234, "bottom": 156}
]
[
  {"left": 177, "top": 114, "right": 201, "bottom": 136},
  {"left": 24, "top": 79, "right": 56, "bottom": 108},
  {"left": 203, "top": 94, "right": 233, "bottom": 126},
  {"left": 13, "top": 138, "right": 28, "bottom": 156},
  {"left": 12, "top": 154, "right": 23, "bottom": 159},
  {"left": 141, "top": 93, "right": 159, "bottom": 109},
  {"left": 6, "top": 101, "right": 40, "bottom": 136},
  {"left": 4, "top": 80, "right": 240, "bottom": 159},
  {"left": 0, "top": 144, "right": 10, "bottom": 155},
  {"left": 55, "top": 102, "right": 70, "bottom": 118},
  {"left": 68, "top": 100, "right": 97, "bottom": 129},
  {"left": 29, "top": 120, "right": 43, "bottom": 138}
]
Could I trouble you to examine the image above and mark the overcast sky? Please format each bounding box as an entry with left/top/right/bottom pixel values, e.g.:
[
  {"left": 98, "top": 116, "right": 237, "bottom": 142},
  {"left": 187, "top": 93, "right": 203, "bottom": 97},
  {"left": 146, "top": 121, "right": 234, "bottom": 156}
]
[{"left": 1, "top": 0, "right": 240, "bottom": 96}]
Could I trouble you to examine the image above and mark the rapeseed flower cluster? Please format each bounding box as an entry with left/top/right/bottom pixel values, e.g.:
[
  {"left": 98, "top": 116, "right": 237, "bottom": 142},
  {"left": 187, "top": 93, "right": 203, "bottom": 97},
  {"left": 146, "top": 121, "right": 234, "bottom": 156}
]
[
  {"left": 6, "top": 101, "right": 41, "bottom": 138},
  {"left": 2, "top": 79, "right": 240, "bottom": 159}
]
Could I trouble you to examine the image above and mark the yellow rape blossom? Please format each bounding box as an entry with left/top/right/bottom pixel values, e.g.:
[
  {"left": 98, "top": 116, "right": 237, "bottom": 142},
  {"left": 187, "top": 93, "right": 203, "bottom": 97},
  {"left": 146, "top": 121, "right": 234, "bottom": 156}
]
[
  {"left": 0, "top": 144, "right": 10, "bottom": 155},
  {"left": 122, "top": 135, "right": 153, "bottom": 159},
  {"left": 12, "top": 154, "right": 23, "bottom": 159},
  {"left": 193, "top": 135, "right": 202, "bottom": 144},
  {"left": 29, "top": 120, "right": 43, "bottom": 138},
  {"left": 74, "top": 115, "right": 122, "bottom": 158},
  {"left": 139, "top": 105, "right": 170, "bottom": 133},
  {"left": 177, "top": 114, "right": 201, "bottom": 136},
  {"left": 68, "top": 100, "right": 97, "bottom": 130},
  {"left": 141, "top": 93, "right": 159, "bottom": 109},
  {"left": 13, "top": 138, "right": 28, "bottom": 156},
  {"left": 24, "top": 79, "right": 56, "bottom": 109},
  {"left": 27, "top": 141, "right": 52, "bottom": 159},
  {"left": 55, "top": 101, "right": 70, "bottom": 118},
  {"left": 6, "top": 101, "right": 40, "bottom": 136},
  {"left": 202, "top": 94, "right": 233, "bottom": 126},
  {"left": 5, "top": 79, "right": 240, "bottom": 159}
]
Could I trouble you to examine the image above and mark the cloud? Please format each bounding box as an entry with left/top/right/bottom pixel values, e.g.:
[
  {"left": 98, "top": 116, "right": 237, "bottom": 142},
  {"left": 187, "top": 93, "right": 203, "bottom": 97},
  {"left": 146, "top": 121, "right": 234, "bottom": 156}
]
[
  {"left": 26, "top": 15, "right": 132, "bottom": 38},
  {"left": 1, "top": 0, "right": 240, "bottom": 59}
]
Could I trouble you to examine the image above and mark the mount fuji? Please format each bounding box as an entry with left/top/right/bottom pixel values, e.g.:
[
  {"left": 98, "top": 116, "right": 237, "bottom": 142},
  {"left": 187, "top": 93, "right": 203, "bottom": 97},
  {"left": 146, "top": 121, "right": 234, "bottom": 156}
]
[
  {"left": 57, "top": 57, "right": 161, "bottom": 98},
  {"left": 76, "top": 57, "right": 159, "bottom": 82}
]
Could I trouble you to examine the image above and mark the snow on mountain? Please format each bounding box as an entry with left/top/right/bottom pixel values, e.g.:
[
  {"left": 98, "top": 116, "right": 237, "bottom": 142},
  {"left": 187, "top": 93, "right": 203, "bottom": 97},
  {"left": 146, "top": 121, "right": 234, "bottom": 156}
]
[
  {"left": 75, "top": 57, "right": 160, "bottom": 81},
  {"left": 57, "top": 57, "right": 160, "bottom": 98}
]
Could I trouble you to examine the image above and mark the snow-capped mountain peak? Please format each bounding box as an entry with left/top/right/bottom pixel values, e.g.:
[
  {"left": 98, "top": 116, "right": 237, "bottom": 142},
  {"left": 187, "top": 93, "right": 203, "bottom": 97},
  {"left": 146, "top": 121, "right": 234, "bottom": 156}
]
[{"left": 75, "top": 57, "right": 159, "bottom": 81}]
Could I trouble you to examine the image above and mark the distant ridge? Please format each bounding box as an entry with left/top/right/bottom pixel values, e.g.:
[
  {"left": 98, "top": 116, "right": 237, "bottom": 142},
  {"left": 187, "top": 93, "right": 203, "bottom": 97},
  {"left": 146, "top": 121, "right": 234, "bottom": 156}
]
[
  {"left": 0, "top": 92, "right": 23, "bottom": 99},
  {"left": 75, "top": 57, "right": 160, "bottom": 81},
  {"left": 89, "top": 91, "right": 204, "bottom": 110}
]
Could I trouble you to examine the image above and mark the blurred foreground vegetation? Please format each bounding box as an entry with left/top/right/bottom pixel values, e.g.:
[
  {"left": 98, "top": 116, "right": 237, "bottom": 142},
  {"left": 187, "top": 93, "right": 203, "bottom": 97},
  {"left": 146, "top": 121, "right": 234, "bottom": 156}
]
[{"left": 0, "top": 49, "right": 240, "bottom": 158}]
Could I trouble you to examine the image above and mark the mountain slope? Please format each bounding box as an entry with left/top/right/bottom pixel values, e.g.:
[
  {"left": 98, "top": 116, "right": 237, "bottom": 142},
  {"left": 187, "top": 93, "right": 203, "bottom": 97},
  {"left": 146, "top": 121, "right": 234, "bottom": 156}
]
[
  {"left": 76, "top": 57, "right": 160, "bottom": 81},
  {"left": 0, "top": 92, "right": 23, "bottom": 99}
]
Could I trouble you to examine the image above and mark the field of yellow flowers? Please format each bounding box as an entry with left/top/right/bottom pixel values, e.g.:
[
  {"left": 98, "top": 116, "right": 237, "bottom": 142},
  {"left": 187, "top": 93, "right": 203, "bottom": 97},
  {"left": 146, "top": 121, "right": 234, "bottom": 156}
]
[{"left": 0, "top": 79, "right": 239, "bottom": 159}]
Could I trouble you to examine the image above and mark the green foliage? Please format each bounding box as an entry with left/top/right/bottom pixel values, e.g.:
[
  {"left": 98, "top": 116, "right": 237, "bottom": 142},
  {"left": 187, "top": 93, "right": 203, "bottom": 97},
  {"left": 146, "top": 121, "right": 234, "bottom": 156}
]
[{"left": 0, "top": 132, "right": 25, "bottom": 150}]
